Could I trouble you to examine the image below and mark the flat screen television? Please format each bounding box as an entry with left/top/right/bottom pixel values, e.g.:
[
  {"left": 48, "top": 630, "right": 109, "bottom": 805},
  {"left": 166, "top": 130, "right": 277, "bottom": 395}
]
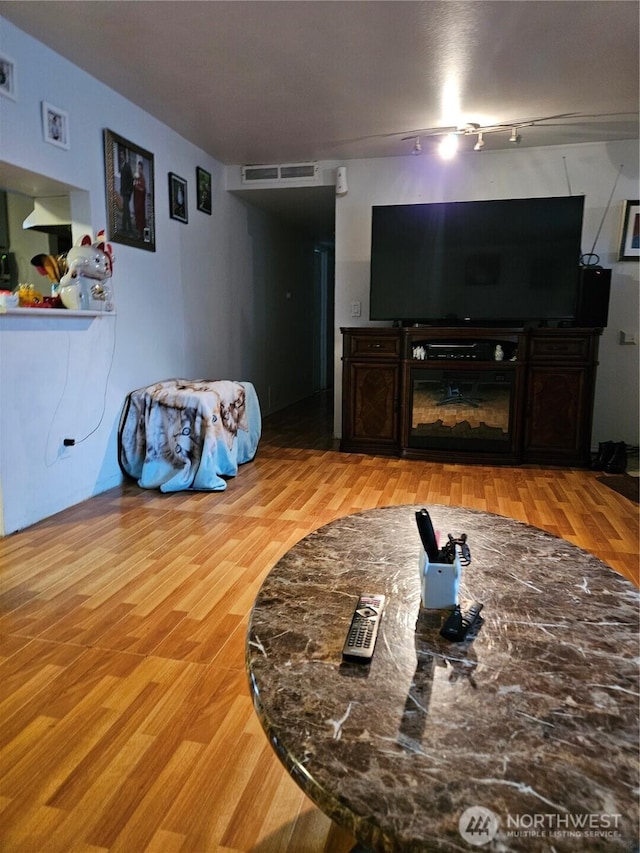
[{"left": 369, "top": 195, "right": 585, "bottom": 326}]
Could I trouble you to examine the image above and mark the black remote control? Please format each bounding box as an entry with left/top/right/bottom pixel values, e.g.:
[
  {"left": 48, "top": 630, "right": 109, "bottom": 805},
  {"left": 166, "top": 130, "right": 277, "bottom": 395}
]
[
  {"left": 440, "top": 602, "right": 484, "bottom": 642},
  {"left": 342, "top": 593, "right": 385, "bottom": 661},
  {"left": 415, "top": 508, "right": 440, "bottom": 561}
]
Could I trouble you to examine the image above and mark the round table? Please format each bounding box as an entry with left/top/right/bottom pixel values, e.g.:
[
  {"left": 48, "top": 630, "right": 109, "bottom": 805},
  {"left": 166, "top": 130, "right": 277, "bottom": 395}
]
[{"left": 246, "top": 506, "right": 639, "bottom": 852}]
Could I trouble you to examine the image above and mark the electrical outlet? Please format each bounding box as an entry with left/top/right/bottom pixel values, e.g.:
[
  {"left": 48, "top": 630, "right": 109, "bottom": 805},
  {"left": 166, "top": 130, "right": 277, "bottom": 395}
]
[{"left": 351, "top": 301, "right": 361, "bottom": 318}]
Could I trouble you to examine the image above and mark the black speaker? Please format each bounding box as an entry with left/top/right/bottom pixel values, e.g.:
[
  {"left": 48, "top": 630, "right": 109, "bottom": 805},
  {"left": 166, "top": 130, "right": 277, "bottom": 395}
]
[{"left": 576, "top": 267, "right": 611, "bottom": 327}]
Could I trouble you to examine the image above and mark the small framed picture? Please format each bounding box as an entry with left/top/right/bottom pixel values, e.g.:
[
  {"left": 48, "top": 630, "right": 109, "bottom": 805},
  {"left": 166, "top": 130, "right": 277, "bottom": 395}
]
[
  {"left": 0, "top": 53, "right": 17, "bottom": 100},
  {"left": 169, "top": 173, "right": 188, "bottom": 223},
  {"left": 42, "top": 102, "right": 70, "bottom": 149},
  {"left": 617, "top": 200, "right": 639, "bottom": 261},
  {"left": 196, "top": 166, "right": 212, "bottom": 215},
  {"left": 104, "top": 128, "right": 156, "bottom": 252}
]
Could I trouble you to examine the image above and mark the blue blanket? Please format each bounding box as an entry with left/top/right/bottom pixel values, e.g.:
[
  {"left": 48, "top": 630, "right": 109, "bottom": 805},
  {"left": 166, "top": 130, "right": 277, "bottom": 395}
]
[{"left": 119, "top": 379, "right": 261, "bottom": 492}]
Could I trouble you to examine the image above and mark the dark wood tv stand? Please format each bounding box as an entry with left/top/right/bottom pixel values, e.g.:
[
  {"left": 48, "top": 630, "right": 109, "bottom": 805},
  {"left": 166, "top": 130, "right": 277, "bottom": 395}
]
[{"left": 340, "top": 326, "right": 602, "bottom": 467}]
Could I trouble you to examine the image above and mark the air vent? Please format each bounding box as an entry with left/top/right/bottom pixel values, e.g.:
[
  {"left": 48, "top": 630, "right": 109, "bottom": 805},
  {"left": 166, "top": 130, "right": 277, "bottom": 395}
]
[
  {"left": 241, "top": 165, "right": 279, "bottom": 182},
  {"left": 279, "top": 163, "right": 318, "bottom": 180},
  {"left": 241, "top": 163, "right": 319, "bottom": 184}
]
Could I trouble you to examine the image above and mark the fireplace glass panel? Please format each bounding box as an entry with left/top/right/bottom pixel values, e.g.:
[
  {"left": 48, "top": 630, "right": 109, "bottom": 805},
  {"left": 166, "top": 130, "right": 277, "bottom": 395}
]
[{"left": 410, "top": 368, "right": 514, "bottom": 452}]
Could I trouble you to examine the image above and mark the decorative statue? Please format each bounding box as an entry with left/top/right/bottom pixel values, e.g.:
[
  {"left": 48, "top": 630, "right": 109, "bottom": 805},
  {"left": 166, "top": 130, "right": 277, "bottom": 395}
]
[{"left": 58, "top": 232, "right": 115, "bottom": 311}]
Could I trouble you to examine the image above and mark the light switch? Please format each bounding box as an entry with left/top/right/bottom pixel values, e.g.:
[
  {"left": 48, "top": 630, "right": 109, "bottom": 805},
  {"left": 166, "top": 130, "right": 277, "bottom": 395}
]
[
  {"left": 351, "top": 301, "right": 361, "bottom": 318},
  {"left": 619, "top": 330, "right": 637, "bottom": 345}
]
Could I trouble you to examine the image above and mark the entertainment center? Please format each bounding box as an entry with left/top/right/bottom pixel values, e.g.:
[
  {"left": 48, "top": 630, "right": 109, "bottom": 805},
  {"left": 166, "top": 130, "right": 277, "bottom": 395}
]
[
  {"left": 340, "top": 325, "right": 602, "bottom": 467},
  {"left": 341, "top": 194, "right": 609, "bottom": 467}
]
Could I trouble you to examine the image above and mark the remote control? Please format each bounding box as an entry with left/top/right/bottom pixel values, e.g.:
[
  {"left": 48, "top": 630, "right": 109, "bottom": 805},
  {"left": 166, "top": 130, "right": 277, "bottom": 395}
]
[
  {"left": 415, "top": 509, "right": 440, "bottom": 562},
  {"left": 440, "top": 602, "right": 484, "bottom": 642},
  {"left": 342, "top": 594, "right": 385, "bottom": 661}
]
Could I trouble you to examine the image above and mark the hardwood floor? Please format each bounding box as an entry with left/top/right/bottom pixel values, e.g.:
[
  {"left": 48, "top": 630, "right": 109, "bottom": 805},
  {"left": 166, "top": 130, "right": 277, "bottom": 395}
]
[{"left": 1, "top": 390, "right": 637, "bottom": 853}]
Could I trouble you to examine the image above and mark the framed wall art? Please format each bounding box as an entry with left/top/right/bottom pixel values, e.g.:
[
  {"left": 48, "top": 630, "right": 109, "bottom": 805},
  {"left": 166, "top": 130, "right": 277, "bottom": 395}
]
[
  {"left": 169, "top": 173, "right": 188, "bottom": 223},
  {"left": 0, "top": 53, "right": 16, "bottom": 100},
  {"left": 42, "top": 102, "right": 70, "bottom": 149},
  {"left": 104, "top": 129, "right": 155, "bottom": 251},
  {"left": 196, "top": 167, "right": 212, "bottom": 215},
  {"left": 618, "top": 200, "right": 639, "bottom": 261}
]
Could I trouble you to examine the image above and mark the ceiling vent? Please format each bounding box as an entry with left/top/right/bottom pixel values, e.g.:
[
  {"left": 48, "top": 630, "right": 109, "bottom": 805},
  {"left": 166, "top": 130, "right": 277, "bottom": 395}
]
[{"left": 241, "top": 163, "right": 319, "bottom": 184}]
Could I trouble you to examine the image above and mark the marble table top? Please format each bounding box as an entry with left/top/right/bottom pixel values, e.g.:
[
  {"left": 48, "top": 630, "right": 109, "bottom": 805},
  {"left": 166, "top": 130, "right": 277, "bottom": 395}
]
[{"left": 246, "top": 506, "right": 639, "bottom": 852}]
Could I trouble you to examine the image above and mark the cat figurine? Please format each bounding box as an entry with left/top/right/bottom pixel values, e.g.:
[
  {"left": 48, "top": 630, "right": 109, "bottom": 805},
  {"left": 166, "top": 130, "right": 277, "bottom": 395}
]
[{"left": 59, "top": 232, "right": 115, "bottom": 311}]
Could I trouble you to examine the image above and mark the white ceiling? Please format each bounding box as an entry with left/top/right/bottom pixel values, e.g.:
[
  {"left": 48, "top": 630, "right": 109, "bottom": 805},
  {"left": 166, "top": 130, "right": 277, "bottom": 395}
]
[{"left": 1, "top": 0, "right": 638, "bottom": 237}]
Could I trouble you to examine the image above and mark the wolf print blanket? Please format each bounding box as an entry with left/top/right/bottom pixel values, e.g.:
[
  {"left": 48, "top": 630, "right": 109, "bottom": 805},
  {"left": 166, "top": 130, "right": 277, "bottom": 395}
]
[{"left": 118, "top": 379, "right": 261, "bottom": 492}]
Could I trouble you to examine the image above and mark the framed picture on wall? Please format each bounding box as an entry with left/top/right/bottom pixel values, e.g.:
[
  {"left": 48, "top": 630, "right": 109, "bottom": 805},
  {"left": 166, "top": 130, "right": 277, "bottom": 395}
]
[
  {"left": 104, "top": 128, "right": 156, "bottom": 252},
  {"left": 618, "top": 200, "right": 639, "bottom": 261},
  {"left": 169, "top": 173, "right": 188, "bottom": 223},
  {"left": 196, "top": 167, "right": 212, "bottom": 214},
  {"left": 42, "top": 102, "right": 70, "bottom": 149},
  {"left": 0, "top": 52, "right": 16, "bottom": 100}
]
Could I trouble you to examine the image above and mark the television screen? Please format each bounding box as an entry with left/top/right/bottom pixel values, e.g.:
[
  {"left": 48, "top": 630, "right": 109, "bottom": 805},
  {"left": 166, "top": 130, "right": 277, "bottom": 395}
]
[{"left": 369, "top": 196, "right": 585, "bottom": 326}]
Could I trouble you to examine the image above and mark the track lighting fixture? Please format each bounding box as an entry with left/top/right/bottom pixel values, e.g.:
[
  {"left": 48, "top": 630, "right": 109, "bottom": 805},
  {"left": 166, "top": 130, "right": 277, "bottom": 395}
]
[
  {"left": 401, "top": 112, "right": 580, "bottom": 157},
  {"left": 419, "top": 125, "right": 523, "bottom": 158}
]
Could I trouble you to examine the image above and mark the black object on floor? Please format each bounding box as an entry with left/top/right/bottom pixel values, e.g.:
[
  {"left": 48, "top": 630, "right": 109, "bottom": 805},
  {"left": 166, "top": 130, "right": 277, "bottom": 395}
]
[
  {"left": 605, "top": 441, "right": 628, "bottom": 474},
  {"left": 591, "top": 441, "right": 628, "bottom": 474},
  {"left": 591, "top": 441, "right": 615, "bottom": 470}
]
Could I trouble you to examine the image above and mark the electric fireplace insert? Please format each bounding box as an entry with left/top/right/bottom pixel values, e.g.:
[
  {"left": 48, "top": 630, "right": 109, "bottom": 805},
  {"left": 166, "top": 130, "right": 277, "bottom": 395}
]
[{"left": 409, "top": 367, "right": 516, "bottom": 453}]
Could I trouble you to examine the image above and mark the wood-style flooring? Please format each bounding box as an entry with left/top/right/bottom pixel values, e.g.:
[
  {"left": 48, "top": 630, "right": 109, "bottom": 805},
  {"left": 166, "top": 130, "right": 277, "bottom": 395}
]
[{"left": 1, "top": 391, "right": 637, "bottom": 853}]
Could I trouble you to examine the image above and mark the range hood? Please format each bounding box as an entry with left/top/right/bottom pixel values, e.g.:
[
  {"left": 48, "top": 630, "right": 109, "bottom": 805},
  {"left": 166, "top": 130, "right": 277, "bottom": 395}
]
[{"left": 22, "top": 196, "right": 71, "bottom": 230}]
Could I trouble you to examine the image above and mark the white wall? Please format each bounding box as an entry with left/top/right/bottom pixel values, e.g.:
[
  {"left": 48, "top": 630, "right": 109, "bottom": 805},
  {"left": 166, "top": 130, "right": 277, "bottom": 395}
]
[
  {"left": 333, "top": 143, "right": 640, "bottom": 445},
  {"left": 0, "top": 19, "right": 314, "bottom": 534}
]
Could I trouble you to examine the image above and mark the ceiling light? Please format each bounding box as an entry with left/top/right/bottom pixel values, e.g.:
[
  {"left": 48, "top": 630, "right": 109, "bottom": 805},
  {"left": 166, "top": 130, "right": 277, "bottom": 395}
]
[
  {"left": 439, "top": 133, "right": 458, "bottom": 160},
  {"left": 412, "top": 137, "right": 422, "bottom": 155},
  {"left": 509, "top": 128, "right": 522, "bottom": 145},
  {"left": 473, "top": 132, "right": 485, "bottom": 151}
]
